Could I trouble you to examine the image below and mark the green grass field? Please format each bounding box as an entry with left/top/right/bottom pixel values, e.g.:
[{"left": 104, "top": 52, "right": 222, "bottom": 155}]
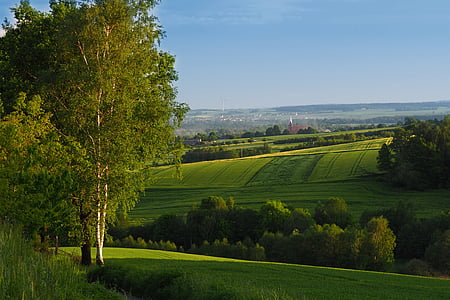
[
  {"left": 130, "top": 138, "right": 450, "bottom": 222},
  {"left": 66, "top": 247, "right": 450, "bottom": 300}
]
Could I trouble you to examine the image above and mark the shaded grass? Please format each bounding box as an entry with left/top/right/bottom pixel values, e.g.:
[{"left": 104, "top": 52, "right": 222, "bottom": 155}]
[
  {"left": 0, "top": 223, "right": 120, "bottom": 300},
  {"left": 66, "top": 247, "right": 450, "bottom": 300}
]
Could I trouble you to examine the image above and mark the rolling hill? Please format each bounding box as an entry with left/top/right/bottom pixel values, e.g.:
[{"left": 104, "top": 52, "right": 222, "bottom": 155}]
[
  {"left": 130, "top": 138, "right": 449, "bottom": 222},
  {"left": 67, "top": 247, "right": 450, "bottom": 300}
]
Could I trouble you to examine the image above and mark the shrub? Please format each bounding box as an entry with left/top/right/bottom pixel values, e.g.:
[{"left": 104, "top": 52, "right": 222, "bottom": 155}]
[
  {"left": 401, "top": 259, "right": 435, "bottom": 277},
  {"left": 424, "top": 229, "right": 450, "bottom": 275}
]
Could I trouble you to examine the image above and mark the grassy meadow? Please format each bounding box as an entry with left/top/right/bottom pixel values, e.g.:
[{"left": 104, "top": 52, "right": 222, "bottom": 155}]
[
  {"left": 66, "top": 247, "right": 450, "bottom": 300},
  {"left": 130, "top": 138, "right": 450, "bottom": 222}
]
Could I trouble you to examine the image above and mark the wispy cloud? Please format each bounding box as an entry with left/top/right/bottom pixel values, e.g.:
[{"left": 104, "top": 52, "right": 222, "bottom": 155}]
[{"left": 158, "top": 0, "right": 307, "bottom": 26}]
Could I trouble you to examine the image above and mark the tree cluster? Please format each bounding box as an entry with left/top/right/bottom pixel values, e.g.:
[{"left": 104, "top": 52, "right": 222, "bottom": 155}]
[
  {"left": 361, "top": 202, "right": 450, "bottom": 276},
  {"left": 0, "top": 0, "right": 187, "bottom": 265},
  {"left": 109, "top": 197, "right": 398, "bottom": 272},
  {"left": 377, "top": 117, "right": 450, "bottom": 189}
]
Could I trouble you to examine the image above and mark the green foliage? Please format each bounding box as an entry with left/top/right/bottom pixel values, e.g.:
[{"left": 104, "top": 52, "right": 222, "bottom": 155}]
[
  {"left": 360, "top": 201, "right": 416, "bottom": 234},
  {"left": 200, "top": 196, "right": 228, "bottom": 210},
  {"left": 378, "top": 117, "right": 450, "bottom": 189},
  {"left": 361, "top": 217, "right": 396, "bottom": 271},
  {"left": 0, "top": 93, "right": 76, "bottom": 247},
  {"left": 286, "top": 208, "right": 315, "bottom": 233},
  {"left": 259, "top": 200, "right": 291, "bottom": 233},
  {"left": 188, "top": 238, "right": 266, "bottom": 261},
  {"left": 1, "top": 0, "right": 188, "bottom": 265},
  {"left": 259, "top": 217, "right": 396, "bottom": 272},
  {"left": 265, "top": 125, "right": 281, "bottom": 136},
  {"left": 183, "top": 145, "right": 271, "bottom": 163},
  {"left": 108, "top": 235, "right": 178, "bottom": 252},
  {"left": 401, "top": 259, "right": 435, "bottom": 277},
  {"left": 377, "top": 143, "right": 393, "bottom": 171},
  {"left": 425, "top": 229, "right": 450, "bottom": 275},
  {"left": 314, "top": 197, "right": 352, "bottom": 228}
]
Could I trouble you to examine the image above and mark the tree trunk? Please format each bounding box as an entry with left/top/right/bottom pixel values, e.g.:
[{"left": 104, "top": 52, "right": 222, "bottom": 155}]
[
  {"left": 95, "top": 182, "right": 108, "bottom": 266},
  {"left": 40, "top": 225, "right": 50, "bottom": 252},
  {"left": 81, "top": 239, "right": 92, "bottom": 266},
  {"left": 55, "top": 235, "right": 59, "bottom": 255},
  {"left": 80, "top": 213, "right": 92, "bottom": 266},
  {"left": 95, "top": 202, "right": 106, "bottom": 266}
]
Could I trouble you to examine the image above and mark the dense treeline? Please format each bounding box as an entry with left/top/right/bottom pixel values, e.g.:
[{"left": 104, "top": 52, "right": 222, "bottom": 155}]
[
  {"left": 277, "top": 130, "right": 395, "bottom": 152},
  {"left": 183, "top": 145, "right": 271, "bottom": 163},
  {"left": 378, "top": 117, "right": 450, "bottom": 189},
  {"left": 109, "top": 196, "right": 450, "bottom": 275},
  {"left": 274, "top": 129, "right": 395, "bottom": 145}
]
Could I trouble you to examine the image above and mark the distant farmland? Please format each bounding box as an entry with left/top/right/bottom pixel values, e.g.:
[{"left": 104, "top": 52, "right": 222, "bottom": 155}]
[
  {"left": 130, "top": 138, "right": 448, "bottom": 222},
  {"left": 152, "top": 139, "right": 386, "bottom": 187}
]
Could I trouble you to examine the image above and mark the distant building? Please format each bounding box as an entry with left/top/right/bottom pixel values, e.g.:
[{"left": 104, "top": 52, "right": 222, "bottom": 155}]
[
  {"left": 288, "top": 118, "right": 308, "bottom": 134},
  {"left": 183, "top": 138, "right": 202, "bottom": 146}
]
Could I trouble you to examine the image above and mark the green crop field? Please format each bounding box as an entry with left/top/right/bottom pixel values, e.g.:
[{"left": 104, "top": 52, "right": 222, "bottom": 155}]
[
  {"left": 153, "top": 157, "right": 272, "bottom": 187},
  {"left": 130, "top": 138, "right": 450, "bottom": 222},
  {"left": 65, "top": 247, "right": 450, "bottom": 299}
]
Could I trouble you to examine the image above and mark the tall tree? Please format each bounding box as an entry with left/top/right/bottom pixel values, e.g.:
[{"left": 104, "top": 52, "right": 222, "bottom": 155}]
[
  {"left": 46, "top": 0, "right": 187, "bottom": 265},
  {"left": 361, "top": 217, "right": 396, "bottom": 271},
  {"left": 1, "top": 0, "right": 188, "bottom": 265}
]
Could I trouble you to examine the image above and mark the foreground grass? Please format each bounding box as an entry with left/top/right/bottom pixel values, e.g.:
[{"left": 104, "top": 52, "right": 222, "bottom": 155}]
[
  {"left": 66, "top": 247, "right": 450, "bottom": 300},
  {"left": 0, "top": 224, "right": 120, "bottom": 300}
]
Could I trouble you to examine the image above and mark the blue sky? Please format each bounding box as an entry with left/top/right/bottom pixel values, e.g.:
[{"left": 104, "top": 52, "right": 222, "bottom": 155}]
[{"left": 2, "top": 0, "right": 450, "bottom": 109}]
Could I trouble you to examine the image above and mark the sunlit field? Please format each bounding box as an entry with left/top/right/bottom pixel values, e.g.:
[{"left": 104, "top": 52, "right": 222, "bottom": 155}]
[{"left": 130, "top": 138, "right": 449, "bottom": 222}]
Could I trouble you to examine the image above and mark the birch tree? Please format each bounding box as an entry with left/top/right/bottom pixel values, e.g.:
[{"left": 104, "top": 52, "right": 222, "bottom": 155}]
[{"left": 48, "top": 0, "right": 187, "bottom": 265}]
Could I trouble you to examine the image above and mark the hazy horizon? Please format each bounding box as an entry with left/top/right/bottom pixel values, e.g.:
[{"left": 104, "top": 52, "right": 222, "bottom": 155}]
[{"left": 2, "top": 0, "right": 450, "bottom": 110}]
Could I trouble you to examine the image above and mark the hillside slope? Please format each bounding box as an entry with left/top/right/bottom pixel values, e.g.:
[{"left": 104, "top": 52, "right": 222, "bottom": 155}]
[
  {"left": 70, "top": 247, "right": 450, "bottom": 300},
  {"left": 131, "top": 138, "right": 448, "bottom": 221}
]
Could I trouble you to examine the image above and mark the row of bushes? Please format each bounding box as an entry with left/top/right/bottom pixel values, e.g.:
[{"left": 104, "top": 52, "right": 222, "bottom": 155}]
[
  {"left": 106, "top": 235, "right": 179, "bottom": 252},
  {"left": 273, "top": 129, "right": 394, "bottom": 145},
  {"left": 105, "top": 235, "right": 266, "bottom": 261},
  {"left": 188, "top": 238, "right": 266, "bottom": 261},
  {"left": 182, "top": 145, "right": 271, "bottom": 163}
]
